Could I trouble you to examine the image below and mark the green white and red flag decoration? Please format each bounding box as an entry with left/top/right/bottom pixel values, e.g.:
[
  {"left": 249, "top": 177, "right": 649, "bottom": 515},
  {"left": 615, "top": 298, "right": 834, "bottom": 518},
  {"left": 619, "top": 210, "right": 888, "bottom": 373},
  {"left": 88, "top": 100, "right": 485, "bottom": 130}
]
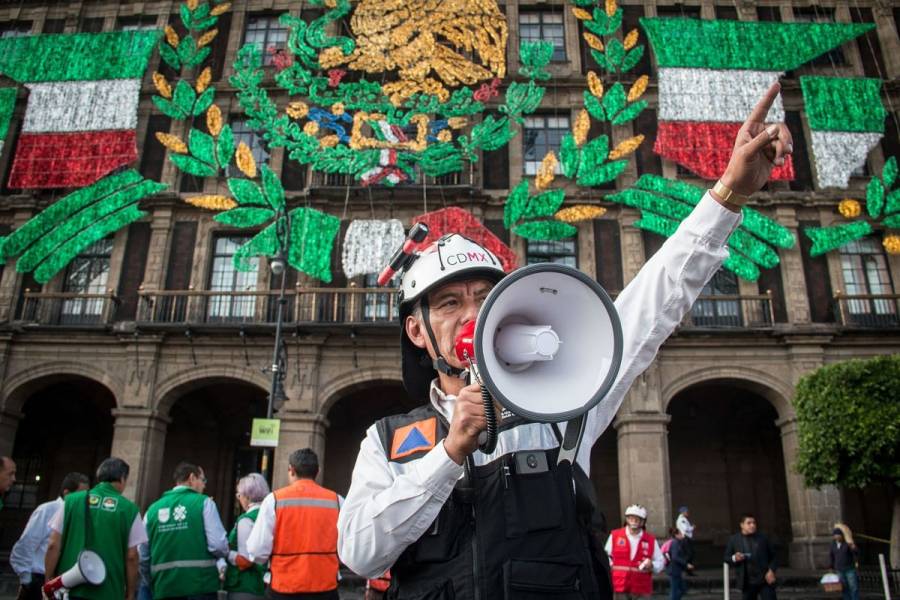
[
  {"left": 341, "top": 219, "right": 406, "bottom": 279},
  {"left": 800, "top": 76, "right": 887, "bottom": 189},
  {"left": 0, "top": 88, "right": 15, "bottom": 158},
  {"left": 640, "top": 18, "right": 875, "bottom": 181},
  {"left": 0, "top": 31, "right": 160, "bottom": 189}
]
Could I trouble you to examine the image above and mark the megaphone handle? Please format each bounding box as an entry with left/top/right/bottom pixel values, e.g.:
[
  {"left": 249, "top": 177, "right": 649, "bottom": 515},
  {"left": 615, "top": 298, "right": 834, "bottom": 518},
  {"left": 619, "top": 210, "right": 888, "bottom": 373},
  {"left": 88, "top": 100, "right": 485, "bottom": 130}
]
[
  {"left": 556, "top": 414, "right": 586, "bottom": 466},
  {"left": 477, "top": 385, "right": 498, "bottom": 455}
]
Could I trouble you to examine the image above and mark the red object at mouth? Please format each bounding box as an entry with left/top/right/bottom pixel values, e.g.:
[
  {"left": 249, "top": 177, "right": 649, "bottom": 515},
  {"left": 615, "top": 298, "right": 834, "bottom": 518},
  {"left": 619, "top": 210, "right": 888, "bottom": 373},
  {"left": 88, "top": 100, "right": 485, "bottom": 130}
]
[{"left": 454, "top": 321, "right": 477, "bottom": 363}]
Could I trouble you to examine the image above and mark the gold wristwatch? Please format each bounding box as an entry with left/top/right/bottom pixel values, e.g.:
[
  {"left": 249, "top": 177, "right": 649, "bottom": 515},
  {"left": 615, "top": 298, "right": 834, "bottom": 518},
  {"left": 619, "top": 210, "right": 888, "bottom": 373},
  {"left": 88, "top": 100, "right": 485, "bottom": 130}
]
[{"left": 712, "top": 180, "right": 749, "bottom": 208}]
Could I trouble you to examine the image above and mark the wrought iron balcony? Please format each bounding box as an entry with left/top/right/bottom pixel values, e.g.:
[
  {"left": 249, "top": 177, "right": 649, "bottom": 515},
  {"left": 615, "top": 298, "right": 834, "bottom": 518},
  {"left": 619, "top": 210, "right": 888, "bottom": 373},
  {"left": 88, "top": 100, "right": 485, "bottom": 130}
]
[
  {"left": 682, "top": 292, "right": 775, "bottom": 329},
  {"left": 309, "top": 169, "right": 472, "bottom": 188},
  {"left": 834, "top": 292, "right": 900, "bottom": 327},
  {"left": 19, "top": 290, "right": 119, "bottom": 326}
]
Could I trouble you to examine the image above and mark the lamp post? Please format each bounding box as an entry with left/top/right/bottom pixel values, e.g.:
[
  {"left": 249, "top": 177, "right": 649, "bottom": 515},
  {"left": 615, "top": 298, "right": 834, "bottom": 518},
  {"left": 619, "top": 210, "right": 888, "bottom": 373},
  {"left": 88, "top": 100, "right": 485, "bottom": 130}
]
[{"left": 260, "top": 209, "right": 290, "bottom": 483}]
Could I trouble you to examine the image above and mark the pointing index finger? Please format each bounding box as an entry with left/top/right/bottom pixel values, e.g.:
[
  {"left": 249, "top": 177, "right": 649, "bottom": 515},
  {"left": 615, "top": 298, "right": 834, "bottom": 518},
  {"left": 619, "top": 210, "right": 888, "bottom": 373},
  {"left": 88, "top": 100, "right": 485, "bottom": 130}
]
[{"left": 747, "top": 81, "right": 781, "bottom": 124}]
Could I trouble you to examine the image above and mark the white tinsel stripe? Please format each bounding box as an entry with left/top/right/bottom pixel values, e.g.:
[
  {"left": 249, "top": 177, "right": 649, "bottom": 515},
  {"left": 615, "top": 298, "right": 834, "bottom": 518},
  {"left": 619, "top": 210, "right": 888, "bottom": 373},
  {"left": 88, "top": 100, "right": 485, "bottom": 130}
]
[
  {"left": 810, "top": 130, "right": 883, "bottom": 189},
  {"left": 658, "top": 68, "right": 784, "bottom": 123},
  {"left": 22, "top": 79, "right": 140, "bottom": 133},
  {"left": 342, "top": 219, "right": 406, "bottom": 279}
]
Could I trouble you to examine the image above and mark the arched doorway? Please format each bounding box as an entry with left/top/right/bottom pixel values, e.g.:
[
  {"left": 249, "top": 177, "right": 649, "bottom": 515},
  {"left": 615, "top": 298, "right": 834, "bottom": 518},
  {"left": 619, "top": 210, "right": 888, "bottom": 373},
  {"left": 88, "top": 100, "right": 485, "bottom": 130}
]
[
  {"left": 159, "top": 380, "right": 267, "bottom": 525},
  {"left": 324, "top": 381, "right": 415, "bottom": 496},
  {"left": 3, "top": 376, "right": 115, "bottom": 551},
  {"left": 590, "top": 428, "right": 619, "bottom": 530},
  {"left": 667, "top": 382, "right": 791, "bottom": 566}
]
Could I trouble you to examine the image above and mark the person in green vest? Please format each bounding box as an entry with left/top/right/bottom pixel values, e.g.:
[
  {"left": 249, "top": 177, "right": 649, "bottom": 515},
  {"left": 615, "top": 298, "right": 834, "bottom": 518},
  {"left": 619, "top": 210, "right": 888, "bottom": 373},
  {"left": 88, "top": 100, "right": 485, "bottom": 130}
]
[
  {"left": 0, "top": 456, "right": 17, "bottom": 510},
  {"left": 221, "top": 473, "right": 269, "bottom": 600},
  {"left": 144, "top": 462, "right": 229, "bottom": 600},
  {"left": 44, "top": 457, "right": 146, "bottom": 600}
]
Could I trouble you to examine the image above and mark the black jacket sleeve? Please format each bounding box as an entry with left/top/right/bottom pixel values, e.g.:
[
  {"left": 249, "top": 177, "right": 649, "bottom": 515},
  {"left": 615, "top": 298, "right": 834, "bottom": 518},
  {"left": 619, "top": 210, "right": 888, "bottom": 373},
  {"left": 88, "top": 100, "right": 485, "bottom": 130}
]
[
  {"left": 724, "top": 535, "right": 736, "bottom": 564},
  {"left": 765, "top": 535, "right": 777, "bottom": 572}
]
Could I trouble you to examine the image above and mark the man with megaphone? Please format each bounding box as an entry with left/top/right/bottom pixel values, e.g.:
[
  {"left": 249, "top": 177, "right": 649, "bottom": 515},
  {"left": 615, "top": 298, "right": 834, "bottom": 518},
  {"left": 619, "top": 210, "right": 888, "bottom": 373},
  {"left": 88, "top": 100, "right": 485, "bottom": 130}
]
[
  {"left": 44, "top": 458, "right": 147, "bottom": 600},
  {"left": 338, "top": 83, "right": 792, "bottom": 599}
]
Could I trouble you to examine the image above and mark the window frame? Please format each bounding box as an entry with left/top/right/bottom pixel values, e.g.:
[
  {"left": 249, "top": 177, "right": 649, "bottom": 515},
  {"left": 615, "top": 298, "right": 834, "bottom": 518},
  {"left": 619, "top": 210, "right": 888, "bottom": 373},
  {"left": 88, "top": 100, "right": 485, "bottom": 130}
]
[
  {"left": 526, "top": 238, "right": 578, "bottom": 268},
  {"left": 518, "top": 10, "right": 567, "bottom": 63},
  {"left": 839, "top": 237, "right": 897, "bottom": 325},
  {"left": 60, "top": 237, "right": 115, "bottom": 324},
  {"left": 522, "top": 114, "right": 571, "bottom": 176},
  {"left": 206, "top": 235, "right": 261, "bottom": 323},
  {"left": 242, "top": 14, "right": 289, "bottom": 67}
]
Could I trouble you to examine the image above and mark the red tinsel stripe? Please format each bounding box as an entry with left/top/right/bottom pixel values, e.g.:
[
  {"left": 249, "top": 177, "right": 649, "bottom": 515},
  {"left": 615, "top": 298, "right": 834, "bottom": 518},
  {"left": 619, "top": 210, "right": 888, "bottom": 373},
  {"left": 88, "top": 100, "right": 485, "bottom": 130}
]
[
  {"left": 654, "top": 121, "right": 794, "bottom": 181},
  {"left": 412, "top": 206, "right": 518, "bottom": 273},
  {"left": 8, "top": 130, "right": 137, "bottom": 189}
]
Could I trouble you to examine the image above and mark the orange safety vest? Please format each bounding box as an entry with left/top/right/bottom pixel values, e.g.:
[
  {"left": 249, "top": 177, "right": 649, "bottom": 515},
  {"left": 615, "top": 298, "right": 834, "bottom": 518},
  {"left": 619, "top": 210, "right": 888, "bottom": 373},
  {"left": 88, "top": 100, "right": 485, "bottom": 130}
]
[
  {"left": 367, "top": 570, "right": 391, "bottom": 592},
  {"left": 271, "top": 479, "right": 340, "bottom": 593}
]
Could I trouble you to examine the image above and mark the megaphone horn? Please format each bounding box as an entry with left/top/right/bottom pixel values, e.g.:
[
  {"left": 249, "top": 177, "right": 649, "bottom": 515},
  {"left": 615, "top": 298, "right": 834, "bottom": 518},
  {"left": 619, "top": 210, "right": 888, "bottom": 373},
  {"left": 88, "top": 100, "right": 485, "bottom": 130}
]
[{"left": 43, "top": 550, "right": 107, "bottom": 596}]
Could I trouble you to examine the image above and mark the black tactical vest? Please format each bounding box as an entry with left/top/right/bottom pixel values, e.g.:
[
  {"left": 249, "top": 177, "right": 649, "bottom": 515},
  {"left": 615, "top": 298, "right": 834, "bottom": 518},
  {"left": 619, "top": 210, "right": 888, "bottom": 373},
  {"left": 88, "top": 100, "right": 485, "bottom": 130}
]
[{"left": 376, "top": 404, "right": 613, "bottom": 600}]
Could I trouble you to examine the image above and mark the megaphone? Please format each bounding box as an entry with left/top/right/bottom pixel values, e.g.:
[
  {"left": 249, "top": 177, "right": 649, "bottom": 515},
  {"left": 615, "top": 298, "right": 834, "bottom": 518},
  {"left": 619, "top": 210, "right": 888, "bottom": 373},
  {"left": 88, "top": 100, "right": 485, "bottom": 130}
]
[
  {"left": 43, "top": 550, "right": 106, "bottom": 597},
  {"left": 458, "top": 263, "right": 623, "bottom": 462}
]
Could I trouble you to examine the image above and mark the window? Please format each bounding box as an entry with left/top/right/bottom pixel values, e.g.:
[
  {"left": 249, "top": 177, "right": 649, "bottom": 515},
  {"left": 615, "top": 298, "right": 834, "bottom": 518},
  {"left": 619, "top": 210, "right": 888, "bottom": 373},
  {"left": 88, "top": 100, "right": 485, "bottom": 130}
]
[
  {"left": 363, "top": 273, "right": 399, "bottom": 321},
  {"left": 519, "top": 12, "right": 566, "bottom": 62},
  {"left": 243, "top": 15, "right": 288, "bottom": 66},
  {"left": 714, "top": 5, "right": 738, "bottom": 20},
  {"left": 80, "top": 18, "right": 105, "bottom": 33},
  {"left": 523, "top": 115, "right": 569, "bottom": 175},
  {"left": 839, "top": 237, "right": 897, "bottom": 325},
  {"left": 850, "top": 7, "right": 887, "bottom": 79},
  {"left": 785, "top": 111, "right": 813, "bottom": 191},
  {"left": 527, "top": 238, "right": 577, "bottom": 267},
  {"left": 756, "top": 6, "right": 780, "bottom": 22},
  {"left": 207, "top": 236, "right": 260, "bottom": 322},
  {"left": 42, "top": 19, "right": 66, "bottom": 34},
  {"left": 118, "top": 16, "right": 159, "bottom": 31},
  {"left": 61, "top": 238, "right": 114, "bottom": 324},
  {"left": 0, "top": 21, "right": 32, "bottom": 37},
  {"left": 655, "top": 5, "right": 701, "bottom": 19},
  {"left": 792, "top": 7, "right": 846, "bottom": 67},
  {"left": 690, "top": 269, "right": 742, "bottom": 327},
  {"left": 230, "top": 119, "right": 269, "bottom": 177}
]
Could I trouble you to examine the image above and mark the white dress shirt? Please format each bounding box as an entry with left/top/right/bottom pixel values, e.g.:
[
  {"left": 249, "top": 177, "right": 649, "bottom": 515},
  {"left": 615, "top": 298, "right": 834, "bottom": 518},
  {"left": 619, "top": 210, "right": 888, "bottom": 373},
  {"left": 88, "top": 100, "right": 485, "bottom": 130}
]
[
  {"left": 604, "top": 529, "right": 666, "bottom": 574},
  {"left": 337, "top": 193, "right": 741, "bottom": 578},
  {"left": 49, "top": 504, "right": 148, "bottom": 547},
  {"left": 10, "top": 497, "right": 64, "bottom": 583}
]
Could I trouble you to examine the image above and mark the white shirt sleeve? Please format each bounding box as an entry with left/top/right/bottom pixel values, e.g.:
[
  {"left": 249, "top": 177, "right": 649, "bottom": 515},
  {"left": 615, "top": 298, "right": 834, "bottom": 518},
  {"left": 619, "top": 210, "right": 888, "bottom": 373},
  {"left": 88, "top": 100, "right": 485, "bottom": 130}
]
[
  {"left": 49, "top": 506, "right": 64, "bottom": 534},
  {"left": 10, "top": 500, "right": 57, "bottom": 582},
  {"left": 202, "top": 497, "right": 230, "bottom": 558},
  {"left": 337, "top": 436, "right": 464, "bottom": 578},
  {"left": 247, "top": 493, "right": 276, "bottom": 564},
  {"left": 128, "top": 514, "right": 149, "bottom": 548},
  {"left": 576, "top": 193, "right": 741, "bottom": 471},
  {"left": 604, "top": 535, "right": 613, "bottom": 565},
  {"left": 652, "top": 540, "right": 665, "bottom": 574},
  {"left": 236, "top": 518, "right": 253, "bottom": 556}
]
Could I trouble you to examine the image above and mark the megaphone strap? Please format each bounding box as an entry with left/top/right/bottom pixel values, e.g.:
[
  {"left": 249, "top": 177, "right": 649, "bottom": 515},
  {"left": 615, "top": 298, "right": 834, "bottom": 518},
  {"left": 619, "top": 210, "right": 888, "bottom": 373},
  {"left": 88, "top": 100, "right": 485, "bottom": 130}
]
[{"left": 419, "top": 298, "right": 464, "bottom": 378}]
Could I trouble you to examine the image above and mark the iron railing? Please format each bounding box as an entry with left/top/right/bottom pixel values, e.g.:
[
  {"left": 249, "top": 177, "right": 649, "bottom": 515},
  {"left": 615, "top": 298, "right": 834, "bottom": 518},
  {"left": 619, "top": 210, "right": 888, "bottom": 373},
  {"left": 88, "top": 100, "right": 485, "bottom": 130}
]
[
  {"left": 683, "top": 292, "right": 775, "bottom": 328},
  {"left": 19, "top": 290, "right": 119, "bottom": 325},
  {"left": 309, "top": 170, "right": 471, "bottom": 188},
  {"left": 834, "top": 291, "right": 900, "bottom": 327}
]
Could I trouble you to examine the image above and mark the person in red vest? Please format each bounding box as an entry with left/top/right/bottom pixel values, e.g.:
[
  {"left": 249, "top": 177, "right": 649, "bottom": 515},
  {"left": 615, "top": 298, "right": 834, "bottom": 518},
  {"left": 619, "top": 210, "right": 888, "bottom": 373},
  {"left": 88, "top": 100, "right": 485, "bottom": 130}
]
[
  {"left": 604, "top": 504, "right": 665, "bottom": 599},
  {"left": 246, "top": 449, "right": 341, "bottom": 600},
  {"left": 365, "top": 570, "right": 390, "bottom": 600}
]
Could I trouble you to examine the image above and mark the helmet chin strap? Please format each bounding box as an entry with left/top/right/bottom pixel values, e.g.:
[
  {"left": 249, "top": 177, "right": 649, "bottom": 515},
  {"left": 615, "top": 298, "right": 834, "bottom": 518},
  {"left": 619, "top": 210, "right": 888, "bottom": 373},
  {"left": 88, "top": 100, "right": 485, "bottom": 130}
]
[{"left": 420, "top": 297, "right": 466, "bottom": 378}]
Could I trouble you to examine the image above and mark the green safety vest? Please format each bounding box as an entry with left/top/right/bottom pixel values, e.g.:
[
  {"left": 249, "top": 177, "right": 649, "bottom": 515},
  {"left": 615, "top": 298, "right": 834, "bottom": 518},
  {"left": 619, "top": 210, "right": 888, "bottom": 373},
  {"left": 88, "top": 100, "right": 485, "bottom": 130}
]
[
  {"left": 58, "top": 482, "right": 139, "bottom": 600},
  {"left": 224, "top": 507, "right": 265, "bottom": 595},
  {"left": 146, "top": 487, "right": 219, "bottom": 599}
]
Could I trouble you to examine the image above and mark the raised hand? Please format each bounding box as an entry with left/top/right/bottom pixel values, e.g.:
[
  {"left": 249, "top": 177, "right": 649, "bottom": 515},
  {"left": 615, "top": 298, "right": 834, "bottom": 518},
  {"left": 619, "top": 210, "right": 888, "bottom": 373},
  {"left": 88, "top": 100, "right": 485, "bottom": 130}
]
[{"left": 719, "top": 81, "right": 793, "bottom": 200}]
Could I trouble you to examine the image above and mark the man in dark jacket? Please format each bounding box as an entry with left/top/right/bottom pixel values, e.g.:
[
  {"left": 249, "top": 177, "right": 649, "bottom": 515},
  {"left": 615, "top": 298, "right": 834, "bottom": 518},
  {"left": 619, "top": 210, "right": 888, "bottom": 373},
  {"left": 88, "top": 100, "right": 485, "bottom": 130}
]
[
  {"left": 724, "top": 514, "right": 777, "bottom": 600},
  {"left": 666, "top": 529, "right": 693, "bottom": 600}
]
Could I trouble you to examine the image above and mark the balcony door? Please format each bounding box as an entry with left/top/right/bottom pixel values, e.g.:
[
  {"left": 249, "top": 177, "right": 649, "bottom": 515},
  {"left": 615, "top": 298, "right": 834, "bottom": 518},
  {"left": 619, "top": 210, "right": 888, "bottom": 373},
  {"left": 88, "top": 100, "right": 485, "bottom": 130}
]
[
  {"left": 691, "top": 269, "right": 741, "bottom": 327},
  {"left": 207, "top": 236, "right": 260, "bottom": 323},
  {"left": 61, "top": 238, "right": 114, "bottom": 324},
  {"left": 840, "top": 237, "right": 897, "bottom": 326}
]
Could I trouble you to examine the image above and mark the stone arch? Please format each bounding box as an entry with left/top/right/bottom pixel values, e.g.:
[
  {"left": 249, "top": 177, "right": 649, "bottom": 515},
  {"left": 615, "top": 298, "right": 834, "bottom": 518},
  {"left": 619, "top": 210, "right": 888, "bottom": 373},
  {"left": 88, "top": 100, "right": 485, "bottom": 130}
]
[
  {"left": 661, "top": 366, "right": 794, "bottom": 421},
  {"left": 318, "top": 366, "right": 404, "bottom": 417},
  {"left": 154, "top": 363, "right": 270, "bottom": 416},
  {"left": 2, "top": 361, "right": 121, "bottom": 414}
]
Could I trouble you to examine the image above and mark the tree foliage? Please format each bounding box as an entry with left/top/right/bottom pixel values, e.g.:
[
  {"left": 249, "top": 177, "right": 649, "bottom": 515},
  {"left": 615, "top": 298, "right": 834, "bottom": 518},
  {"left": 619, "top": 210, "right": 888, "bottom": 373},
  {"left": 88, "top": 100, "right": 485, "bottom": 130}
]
[{"left": 793, "top": 355, "right": 900, "bottom": 489}]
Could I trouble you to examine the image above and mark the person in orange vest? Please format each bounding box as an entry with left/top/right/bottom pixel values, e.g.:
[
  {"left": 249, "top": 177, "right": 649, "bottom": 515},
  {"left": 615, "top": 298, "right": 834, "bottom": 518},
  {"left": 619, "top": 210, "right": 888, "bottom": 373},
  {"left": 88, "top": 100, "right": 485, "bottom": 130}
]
[
  {"left": 365, "top": 570, "right": 390, "bottom": 600},
  {"left": 604, "top": 504, "right": 664, "bottom": 599},
  {"left": 246, "top": 449, "right": 341, "bottom": 600}
]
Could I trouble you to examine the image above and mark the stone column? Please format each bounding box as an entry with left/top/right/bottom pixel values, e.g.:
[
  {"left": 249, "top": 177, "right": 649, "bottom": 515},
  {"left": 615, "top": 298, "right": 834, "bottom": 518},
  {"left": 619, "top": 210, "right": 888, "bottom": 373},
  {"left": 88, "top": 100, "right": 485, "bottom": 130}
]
[
  {"left": 272, "top": 411, "right": 329, "bottom": 490},
  {"left": 775, "top": 207, "right": 812, "bottom": 324},
  {"left": 778, "top": 416, "right": 841, "bottom": 569},
  {"left": 0, "top": 409, "right": 21, "bottom": 457},
  {"left": 110, "top": 408, "right": 170, "bottom": 507},
  {"left": 619, "top": 208, "right": 646, "bottom": 287},
  {"left": 614, "top": 411, "right": 672, "bottom": 537}
]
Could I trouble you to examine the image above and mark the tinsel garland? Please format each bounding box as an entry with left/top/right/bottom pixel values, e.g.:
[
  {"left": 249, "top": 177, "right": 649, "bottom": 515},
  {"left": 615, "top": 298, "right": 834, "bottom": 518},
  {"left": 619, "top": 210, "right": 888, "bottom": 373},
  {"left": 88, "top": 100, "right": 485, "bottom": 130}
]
[
  {"left": 800, "top": 77, "right": 887, "bottom": 133},
  {"left": 0, "top": 31, "right": 161, "bottom": 83},
  {"left": 22, "top": 80, "right": 140, "bottom": 133},
  {"left": 514, "top": 220, "right": 578, "bottom": 240},
  {"left": 883, "top": 235, "right": 900, "bottom": 255},
  {"left": 0, "top": 88, "right": 15, "bottom": 155},
  {"left": 658, "top": 68, "right": 784, "bottom": 123},
  {"left": 805, "top": 221, "right": 874, "bottom": 257},
  {"left": 413, "top": 207, "right": 517, "bottom": 272},
  {"left": 341, "top": 219, "right": 405, "bottom": 279},
  {"left": 839, "top": 199, "right": 862, "bottom": 219},
  {"left": 640, "top": 18, "right": 875, "bottom": 71},
  {"left": 809, "top": 131, "right": 883, "bottom": 189},
  {"left": 0, "top": 170, "right": 166, "bottom": 282},
  {"left": 555, "top": 205, "right": 606, "bottom": 223}
]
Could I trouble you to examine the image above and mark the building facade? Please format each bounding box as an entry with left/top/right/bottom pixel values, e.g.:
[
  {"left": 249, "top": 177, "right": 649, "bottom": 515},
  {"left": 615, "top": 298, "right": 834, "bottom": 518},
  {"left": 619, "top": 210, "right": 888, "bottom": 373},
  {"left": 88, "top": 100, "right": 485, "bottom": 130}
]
[{"left": 0, "top": 0, "right": 898, "bottom": 570}]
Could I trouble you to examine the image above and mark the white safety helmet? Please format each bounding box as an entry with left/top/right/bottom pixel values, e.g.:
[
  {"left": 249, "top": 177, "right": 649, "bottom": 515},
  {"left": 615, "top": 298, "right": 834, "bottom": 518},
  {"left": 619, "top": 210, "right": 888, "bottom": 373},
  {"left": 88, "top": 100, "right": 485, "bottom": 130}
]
[
  {"left": 398, "top": 233, "right": 506, "bottom": 400},
  {"left": 625, "top": 504, "right": 648, "bottom": 520}
]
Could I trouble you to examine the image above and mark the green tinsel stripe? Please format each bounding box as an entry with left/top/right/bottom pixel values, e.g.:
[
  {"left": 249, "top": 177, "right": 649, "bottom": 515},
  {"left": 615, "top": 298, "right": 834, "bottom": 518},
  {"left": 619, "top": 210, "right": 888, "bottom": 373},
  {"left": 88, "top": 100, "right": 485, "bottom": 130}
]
[
  {"left": 1, "top": 170, "right": 145, "bottom": 259},
  {"left": 640, "top": 18, "right": 874, "bottom": 71},
  {"left": 16, "top": 178, "right": 163, "bottom": 272},
  {"left": 33, "top": 204, "right": 147, "bottom": 283},
  {"left": 740, "top": 208, "right": 795, "bottom": 249},
  {"left": 728, "top": 229, "right": 780, "bottom": 269},
  {"left": 805, "top": 221, "right": 873, "bottom": 257},
  {"left": 633, "top": 212, "right": 680, "bottom": 238},
  {"left": 634, "top": 174, "right": 703, "bottom": 206},
  {"left": 609, "top": 189, "right": 694, "bottom": 220},
  {"left": 799, "top": 77, "right": 886, "bottom": 133},
  {"left": 723, "top": 251, "right": 760, "bottom": 282},
  {"left": 287, "top": 207, "right": 340, "bottom": 283},
  {"left": 0, "top": 31, "right": 160, "bottom": 82},
  {"left": 0, "top": 88, "right": 16, "bottom": 141}
]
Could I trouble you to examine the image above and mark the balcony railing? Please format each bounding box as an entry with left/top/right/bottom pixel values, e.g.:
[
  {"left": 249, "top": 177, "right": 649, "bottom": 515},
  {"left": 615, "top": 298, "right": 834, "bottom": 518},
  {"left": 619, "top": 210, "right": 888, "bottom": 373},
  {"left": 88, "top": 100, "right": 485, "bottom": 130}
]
[
  {"left": 682, "top": 292, "right": 774, "bottom": 328},
  {"left": 834, "top": 292, "right": 900, "bottom": 327},
  {"left": 309, "top": 170, "right": 472, "bottom": 188},
  {"left": 19, "top": 290, "right": 119, "bottom": 326},
  {"left": 136, "top": 287, "right": 400, "bottom": 325}
]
